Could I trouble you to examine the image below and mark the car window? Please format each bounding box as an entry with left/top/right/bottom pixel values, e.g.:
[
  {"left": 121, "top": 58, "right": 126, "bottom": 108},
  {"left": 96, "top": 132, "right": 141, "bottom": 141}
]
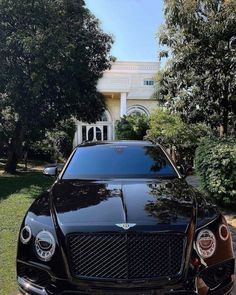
[{"left": 62, "top": 145, "right": 178, "bottom": 179}]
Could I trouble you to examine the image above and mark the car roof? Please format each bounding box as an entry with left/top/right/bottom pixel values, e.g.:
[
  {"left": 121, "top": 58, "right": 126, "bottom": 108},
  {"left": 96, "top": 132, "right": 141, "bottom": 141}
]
[{"left": 78, "top": 140, "right": 158, "bottom": 148}]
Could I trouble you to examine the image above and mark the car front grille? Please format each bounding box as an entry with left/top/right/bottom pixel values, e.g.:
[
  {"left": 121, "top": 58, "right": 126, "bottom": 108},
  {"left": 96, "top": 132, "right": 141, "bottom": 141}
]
[{"left": 67, "top": 232, "right": 185, "bottom": 280}]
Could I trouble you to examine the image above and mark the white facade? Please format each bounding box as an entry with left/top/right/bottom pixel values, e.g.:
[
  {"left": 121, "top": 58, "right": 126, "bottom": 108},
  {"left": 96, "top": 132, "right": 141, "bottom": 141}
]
[{"left": 73, "top": 61, "right": 159, "bottom": 146}]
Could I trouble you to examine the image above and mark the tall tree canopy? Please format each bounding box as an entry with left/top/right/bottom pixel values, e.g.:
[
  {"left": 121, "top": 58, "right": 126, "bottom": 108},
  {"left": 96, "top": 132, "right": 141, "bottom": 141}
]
[
  {"left": 156, "top": 0, "right": 236, "bottom": 135},
  {"left": 0, "top": 0, "right": 113, "bottom": 173}
]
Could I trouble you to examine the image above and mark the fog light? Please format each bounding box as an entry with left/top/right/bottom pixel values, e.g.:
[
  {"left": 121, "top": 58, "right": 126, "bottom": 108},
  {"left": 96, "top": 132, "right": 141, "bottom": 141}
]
[
  {"left": 214, "top": 265, "right": 226, "bottom": 282},
  {"left": 25, "top": 267, "right": 39, "bottom": 283},
  {"left": 20, "top": 226, "right": 32, "bottom": 244},
  {"left": 35, "top": 230, "right": 55, "bottom": 261}
]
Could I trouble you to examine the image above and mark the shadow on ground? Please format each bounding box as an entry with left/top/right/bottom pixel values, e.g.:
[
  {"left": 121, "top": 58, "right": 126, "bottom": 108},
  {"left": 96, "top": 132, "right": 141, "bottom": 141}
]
[{"left": 0, "top": 171, "right": 53, "bottom": 201}]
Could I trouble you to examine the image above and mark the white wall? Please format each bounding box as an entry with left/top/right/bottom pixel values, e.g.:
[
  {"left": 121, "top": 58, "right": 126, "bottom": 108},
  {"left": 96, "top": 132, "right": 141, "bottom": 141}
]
[{"left": 97, "top": 61, "right": 159, "bottom": 100}]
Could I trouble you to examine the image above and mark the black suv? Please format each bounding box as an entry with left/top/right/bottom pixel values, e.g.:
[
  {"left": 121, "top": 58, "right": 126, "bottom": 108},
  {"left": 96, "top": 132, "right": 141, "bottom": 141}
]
[{"left": 17, "top": 141, "right": 234, "bottom": 295}]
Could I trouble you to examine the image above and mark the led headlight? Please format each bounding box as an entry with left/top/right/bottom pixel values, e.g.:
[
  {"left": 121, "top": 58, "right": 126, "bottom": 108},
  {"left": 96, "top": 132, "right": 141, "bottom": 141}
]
[
  {"left": 20, "top": 225, "right": 32, "bottom": 244},
  {"left": 35, "top": 230, "right": 55, "bottom": 261},
  {"left": 196, "top": 229, "right": 216, "bottom": 258}
]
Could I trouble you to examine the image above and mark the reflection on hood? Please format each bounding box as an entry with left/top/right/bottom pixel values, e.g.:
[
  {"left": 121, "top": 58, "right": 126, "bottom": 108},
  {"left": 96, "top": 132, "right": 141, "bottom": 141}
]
[
  {"left": 52, "top": 181, "right": 121, "bottom": 212},
  {"left": 145, "top": 179, "right": 194, "bottom": 224}
]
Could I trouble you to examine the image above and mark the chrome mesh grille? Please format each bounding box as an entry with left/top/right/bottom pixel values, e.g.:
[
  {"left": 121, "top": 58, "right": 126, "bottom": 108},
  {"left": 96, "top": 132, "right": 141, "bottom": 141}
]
[{"left": 67, "top": 232, "right": 185, "bottom": 280}]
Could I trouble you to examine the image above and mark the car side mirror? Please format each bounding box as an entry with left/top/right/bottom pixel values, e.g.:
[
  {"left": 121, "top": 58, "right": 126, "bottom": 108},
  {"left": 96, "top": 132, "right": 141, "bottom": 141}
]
[
  {"left": 178, "top": 165, "right": 185, "bottom": 176},
  {"left": 178, "top": 164, "right": 193, "bottom": 178},
  {"left": 43, "top": 166, "right": 58, "bottom": 177},
  {"left": 184, "top": 166, "right": 193, "bottom": 178}
]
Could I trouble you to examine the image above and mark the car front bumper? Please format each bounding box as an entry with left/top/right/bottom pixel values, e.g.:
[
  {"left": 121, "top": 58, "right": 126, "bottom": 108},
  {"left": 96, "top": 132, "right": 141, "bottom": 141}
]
[
  {"left": 18, "top": 274, "right": 201, "bottom": 295},
  {"left": 17, "top": 264, "right": 234, "bottom": 295}
]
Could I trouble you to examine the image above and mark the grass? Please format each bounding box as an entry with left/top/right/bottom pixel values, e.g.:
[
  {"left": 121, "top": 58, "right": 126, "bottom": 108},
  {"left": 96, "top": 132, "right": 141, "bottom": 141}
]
[{"left": 0, "top": 170, "right": 53, "bottom": 295}]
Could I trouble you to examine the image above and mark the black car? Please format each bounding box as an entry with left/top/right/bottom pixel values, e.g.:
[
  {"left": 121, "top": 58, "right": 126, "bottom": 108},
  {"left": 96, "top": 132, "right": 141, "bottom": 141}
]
[{"left": 17, "top": 141, "right": 235, "bottom": 295}]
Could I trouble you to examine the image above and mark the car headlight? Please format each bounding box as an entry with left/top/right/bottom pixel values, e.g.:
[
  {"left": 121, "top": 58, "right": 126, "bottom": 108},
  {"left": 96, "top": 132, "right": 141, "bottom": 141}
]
[
  {"left": 196, "top": 229, "right": 216, "bottom": 258},
  {"left": 35, "top": 230, "right": 56, "bottom": 261},
  {"left": 20, "top": 225, "right": 32, "bottom": 244}
]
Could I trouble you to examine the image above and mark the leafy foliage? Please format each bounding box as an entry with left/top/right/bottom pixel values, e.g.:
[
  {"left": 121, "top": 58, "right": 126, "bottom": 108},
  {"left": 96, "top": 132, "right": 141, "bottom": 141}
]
[
  {"left": 0, "top": 0, "right": 113, "bottom": 172},
  {"left": 195, "top": 137, "right": 236, "bottom": 204},
  {"left": 146, "top": 109, "right": 212, "bottom": 146},
  {"left": 0, "top": 94, "right": 17, "bottom": 156},
  {"left": 155, "top": 0, "right": 236, "bottom": 134},
  {"left": 146, "top": 109, "right": 212, "bottom": 161},
  {"left": 29, "top": 118, "right": 76, "bottom": 162},
  {"left": 115, "top": 114, "right": 150, "bottom": 140},
  {"left": 147, "top": 109, "right": 185, "bottom": 147}
]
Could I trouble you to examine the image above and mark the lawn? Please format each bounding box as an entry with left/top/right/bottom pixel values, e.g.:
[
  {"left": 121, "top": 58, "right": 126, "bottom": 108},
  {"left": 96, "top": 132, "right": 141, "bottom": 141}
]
[{"left": 0, "top": 170, "right": 53, "bottom": 295}]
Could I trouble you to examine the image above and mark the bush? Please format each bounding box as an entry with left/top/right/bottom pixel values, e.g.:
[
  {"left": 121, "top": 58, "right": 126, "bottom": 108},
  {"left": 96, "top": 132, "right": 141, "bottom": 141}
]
[
  {"left": 146, "top": 109, "right": 212, "bottom": 163},
  {"left": 29, "top": 118, "right": 76, "bottom": 162},
  {"left": 195, "top": 137, "right": 236, "bottom": 205},
  {"left": 115, "top": 114, "right": 149, "bottom": 140},
  {"left": 146, "top": 109, "right": 184, "bottom": 146}
]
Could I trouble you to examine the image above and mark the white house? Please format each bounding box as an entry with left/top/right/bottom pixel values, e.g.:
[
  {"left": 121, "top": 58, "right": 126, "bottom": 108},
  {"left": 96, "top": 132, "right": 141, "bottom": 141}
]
[{"left": 73, "top": 61, "right": 159, "bottom": 146}]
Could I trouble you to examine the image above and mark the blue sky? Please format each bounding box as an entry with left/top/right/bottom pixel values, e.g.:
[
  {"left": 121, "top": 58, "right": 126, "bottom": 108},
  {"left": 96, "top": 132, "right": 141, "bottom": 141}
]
[{"left": 85, "top": 0, "right": 164, "bottom": 62}]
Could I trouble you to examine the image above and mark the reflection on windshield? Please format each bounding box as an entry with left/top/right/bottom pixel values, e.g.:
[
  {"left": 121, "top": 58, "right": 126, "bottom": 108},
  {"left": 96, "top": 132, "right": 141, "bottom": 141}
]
[{"left": 63, "top": 145, "right": 177, "bottom": 179}]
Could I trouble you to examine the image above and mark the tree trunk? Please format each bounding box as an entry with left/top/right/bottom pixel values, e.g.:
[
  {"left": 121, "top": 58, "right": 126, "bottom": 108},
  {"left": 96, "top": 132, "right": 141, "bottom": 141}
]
[
  {"left": 23, "top": 150, "right": 28, "bottom": 171},
  {"left": 219, "top": 90, "right": 229, "bottom": 136},
  {"left": 4, "top": 121, "right": 25, "bottom": 174},
  {"left": 220, "top": 107, "right": 229, "bottom": 136}
]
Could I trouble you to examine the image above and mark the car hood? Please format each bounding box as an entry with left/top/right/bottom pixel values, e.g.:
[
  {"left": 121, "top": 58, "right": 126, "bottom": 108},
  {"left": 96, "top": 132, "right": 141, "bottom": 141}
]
[{"left": 50, "top": 178, "right": 207, "bottom": 235}]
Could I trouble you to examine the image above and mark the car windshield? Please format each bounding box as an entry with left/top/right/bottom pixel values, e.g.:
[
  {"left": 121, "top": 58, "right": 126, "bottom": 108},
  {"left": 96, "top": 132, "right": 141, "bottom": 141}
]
[{"left": 62, "top": 144, "right": 178, "bottom": 179}]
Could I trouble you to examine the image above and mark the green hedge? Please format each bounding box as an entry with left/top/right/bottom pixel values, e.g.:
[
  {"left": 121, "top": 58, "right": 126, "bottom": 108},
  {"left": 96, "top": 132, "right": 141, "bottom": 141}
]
[
  {"left": 115, "top": 114, "right": 149, "bottom": 140},
  {"left": 195, "top": 137, "right": 236, "bottom": 204}
]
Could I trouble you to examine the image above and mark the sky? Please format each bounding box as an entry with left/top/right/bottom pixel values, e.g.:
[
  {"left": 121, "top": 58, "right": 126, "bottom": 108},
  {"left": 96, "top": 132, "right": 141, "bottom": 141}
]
[{"left": 85, "top": 0, "right": 164, "bottom": 62}]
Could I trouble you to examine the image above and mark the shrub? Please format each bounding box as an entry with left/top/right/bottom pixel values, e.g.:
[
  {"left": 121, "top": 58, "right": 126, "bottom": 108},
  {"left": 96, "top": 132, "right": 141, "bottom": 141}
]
[
  {"left": 195, "top": 137, "right": 236, "bottom": 205},
  {"left": 115, "top": 114, "right": 149, "bottom": 140},
  {"left": 146, "top": 109, "right": 185, "bottom": 147},
  {"left": 29, "top": 118, "right": 76, "bottom": 162},
  {"left": 146, "top": 109, "right": 212, "bottom": 163}
]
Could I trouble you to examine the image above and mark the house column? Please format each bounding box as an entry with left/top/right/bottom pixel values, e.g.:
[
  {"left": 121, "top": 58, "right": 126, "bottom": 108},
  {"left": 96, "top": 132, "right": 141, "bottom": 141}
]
[{"left": 120, "top": 92, "right": 127, "bottom": 117}]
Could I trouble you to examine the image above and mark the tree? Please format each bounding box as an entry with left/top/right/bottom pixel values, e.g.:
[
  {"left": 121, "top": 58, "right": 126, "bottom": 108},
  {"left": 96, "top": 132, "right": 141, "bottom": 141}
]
[
  {"left": 146, "top": 109, "right": 212, "bottom": 162},
  {"left": 0, "top": 94, "right": 16, "bottom": 155},
  {"left": 115, "top": 114, "right": 150, "bottom": 140},
  {"left": 0, "top": 0, "right": 113, "bottom": 173},
  {"left": 155, "top": 0, "right": 236, "bottom": 135},
  {"left": 29, "top": 118, "right": 76, "bottom": 163},
  {"left": 195, "top": 137, "right": 236, "bottom": 204}
]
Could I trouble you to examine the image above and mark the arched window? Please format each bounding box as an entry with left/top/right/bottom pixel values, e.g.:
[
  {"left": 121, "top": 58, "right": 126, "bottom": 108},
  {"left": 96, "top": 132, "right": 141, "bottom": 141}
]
[
  {"left": 78, "top": 109, "right": 113, "bottom": 144},
  {"left": 98, "top": 110, "right": 112, "bottom": 122},
  {"left": 127, "top": 105, "right": 149, "bottom": 116}
]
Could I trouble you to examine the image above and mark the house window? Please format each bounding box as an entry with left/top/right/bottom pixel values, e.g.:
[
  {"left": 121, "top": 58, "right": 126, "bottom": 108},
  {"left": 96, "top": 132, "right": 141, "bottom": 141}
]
[
  {"left": 79, "top": 110, "right": 112, "bottom": 143},
  {"left": 99, "top": 112, "right": 108, "bottom": 122},
  {"left": 144, "top": 79, "right": 154, "bottom": 86},
  {"left": 127, "top": 105, "right": 149, "bottom": 116}
]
